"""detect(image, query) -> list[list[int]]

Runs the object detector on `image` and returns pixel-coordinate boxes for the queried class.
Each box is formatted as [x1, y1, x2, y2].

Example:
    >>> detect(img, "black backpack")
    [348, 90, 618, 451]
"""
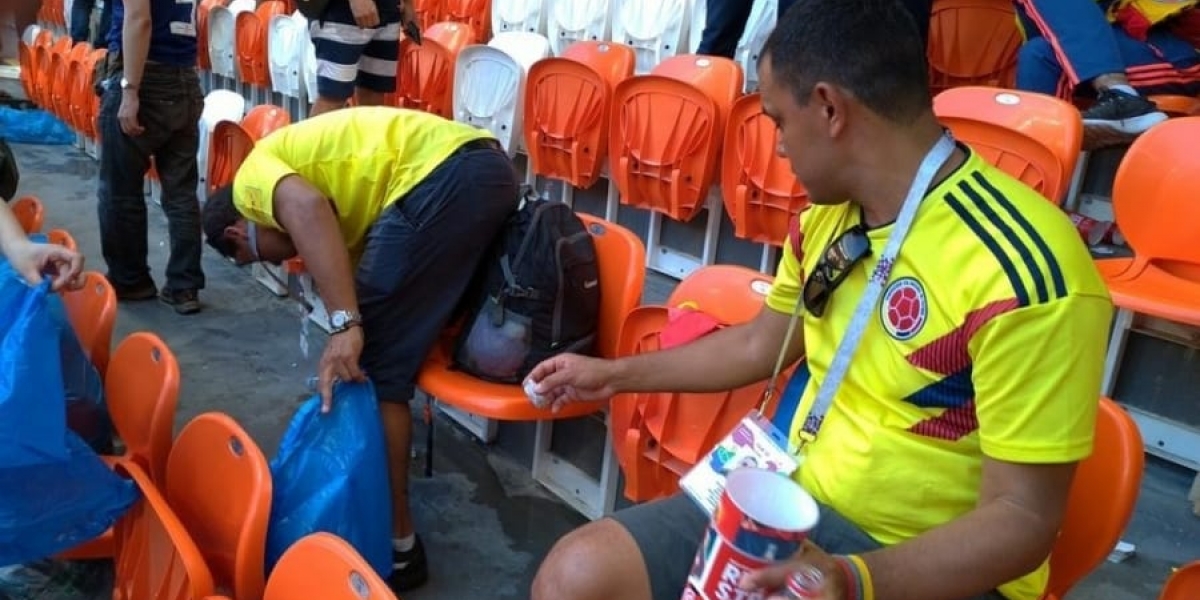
[453, 190, 602, 384]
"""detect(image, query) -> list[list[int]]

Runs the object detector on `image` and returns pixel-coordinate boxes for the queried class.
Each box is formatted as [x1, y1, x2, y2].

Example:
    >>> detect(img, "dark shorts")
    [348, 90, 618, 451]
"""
[355, 139, 519, 402]
[611, 492, 1008, 600]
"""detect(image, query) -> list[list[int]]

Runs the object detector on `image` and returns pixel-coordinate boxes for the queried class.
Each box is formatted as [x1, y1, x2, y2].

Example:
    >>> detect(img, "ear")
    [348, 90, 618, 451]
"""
[811, 82, 849, 138]
[223, 222, 248, 242]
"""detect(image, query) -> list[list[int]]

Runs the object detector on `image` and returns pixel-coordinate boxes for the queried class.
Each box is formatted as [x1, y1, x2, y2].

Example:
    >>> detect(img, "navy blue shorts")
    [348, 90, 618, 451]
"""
[355, 140, 520, 402]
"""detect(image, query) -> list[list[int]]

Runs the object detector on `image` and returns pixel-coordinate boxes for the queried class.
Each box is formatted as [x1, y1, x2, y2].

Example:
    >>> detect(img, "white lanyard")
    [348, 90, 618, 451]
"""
[796, 134, 957, 444]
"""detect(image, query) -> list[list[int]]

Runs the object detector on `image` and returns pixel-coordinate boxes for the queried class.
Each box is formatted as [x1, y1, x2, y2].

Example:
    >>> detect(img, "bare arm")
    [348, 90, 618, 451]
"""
[120, 0, 151, 87]
[610, 304, 805, 394]
[0, 200, 28, 255]
[860, 458, 1077, 600]
[271, 175, 358, 316]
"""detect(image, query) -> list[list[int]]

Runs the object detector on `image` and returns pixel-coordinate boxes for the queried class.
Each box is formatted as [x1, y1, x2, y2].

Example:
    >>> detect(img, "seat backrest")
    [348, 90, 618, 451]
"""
[113, 461, 216, 600]
[267, 13, 304, 97]
[264, 533, 397, 600]
[1045, 397, 1145, 598]
[492, 0, 546, 35]
[577, 213, 646, 357]
[610, 265, 782, 502]
[210, 5, 241, 78]
[235, 10, 262, 84]
[106, 332, 181, 484]
[207, 120, 256, 195]
[61, 271, 118, 375]
[69, 48, 105, 134]
[398, 21, 475, 117]
[547, 0, 611, 56]
[444, 0, 492, 42]
[521, 40, 634, 188]
[933, 87, 1082, 203]
[454, 44, 523, 154]
[197, 0, 229, 71]
[1111, 116, 1200, 265]
[241, 104, 291, 140]
[166, 413, 272, 600]
[608, 55, 742, 222]
[414, 0, 445, 29]
[12, 195, 45, 233]
[926, 0, 1022, 94]
[251, 1, 288, 85]
[610, 0, 688, 74]
[721, 92, 809, 246]
[1160, 561, 1200, 600]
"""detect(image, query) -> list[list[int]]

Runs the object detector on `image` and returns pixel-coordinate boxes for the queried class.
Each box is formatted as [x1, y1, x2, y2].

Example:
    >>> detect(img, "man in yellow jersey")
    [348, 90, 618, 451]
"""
[201, 106, 519, 592]
[525, 0, 1112, 599]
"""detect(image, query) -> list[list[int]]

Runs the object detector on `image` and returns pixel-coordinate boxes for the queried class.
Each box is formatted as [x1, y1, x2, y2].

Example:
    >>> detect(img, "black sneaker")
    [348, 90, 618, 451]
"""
[388, 535, 429, 592]
[1082, 89, 1168, 149]
[107, 277, 158, 301]
[159, 288, 202, 315]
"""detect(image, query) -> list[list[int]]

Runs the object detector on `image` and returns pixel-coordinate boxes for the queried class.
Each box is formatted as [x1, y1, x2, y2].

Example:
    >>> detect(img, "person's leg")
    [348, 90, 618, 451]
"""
[696, 0, 753, 59]
[1016, 37, 1068, 95]
[1013, 0, 1128, 91]
[97, 71, 166, 299]
[69, 0, 95, 43]
[354, 143, 520, 592]
[353, 20, 399, 106]
[97, 0, 112, 46]
[309, 18, 374, 116]
[145, 69, 205, 313]
[1122, 27, 1200, 96]
[533, 493, 709, 600]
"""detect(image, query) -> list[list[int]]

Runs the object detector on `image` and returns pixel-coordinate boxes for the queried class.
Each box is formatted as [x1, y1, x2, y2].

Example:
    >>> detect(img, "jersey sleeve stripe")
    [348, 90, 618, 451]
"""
[943, 190, 1031, 307]
[969, 171, 1068, 300]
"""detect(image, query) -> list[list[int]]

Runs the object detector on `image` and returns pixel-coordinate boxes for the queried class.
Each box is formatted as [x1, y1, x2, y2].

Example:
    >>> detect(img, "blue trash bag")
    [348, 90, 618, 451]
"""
[0, 268, 138, 565]
[266, 380, 393, 578]
[15, 235, 111, 454]
[0, 107, 76, 145]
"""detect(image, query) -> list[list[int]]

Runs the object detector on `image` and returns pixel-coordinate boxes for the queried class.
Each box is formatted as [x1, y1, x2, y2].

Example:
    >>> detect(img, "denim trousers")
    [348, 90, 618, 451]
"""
[97, 62, 205, 292]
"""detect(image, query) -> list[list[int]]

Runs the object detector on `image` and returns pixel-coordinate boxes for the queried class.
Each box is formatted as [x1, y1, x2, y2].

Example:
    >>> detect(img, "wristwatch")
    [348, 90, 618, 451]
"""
[329, 310, 363, 334]
[120, 77, 138, 91]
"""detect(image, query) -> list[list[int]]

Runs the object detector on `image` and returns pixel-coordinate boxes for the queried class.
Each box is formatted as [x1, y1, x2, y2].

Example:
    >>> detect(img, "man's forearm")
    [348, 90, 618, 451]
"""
[0, 201, 30, 255]
[859, 500, 1058, 600]
[121, 9, 151, 85]
[610, 311, 801, 395]
[273, 186, 359, 317]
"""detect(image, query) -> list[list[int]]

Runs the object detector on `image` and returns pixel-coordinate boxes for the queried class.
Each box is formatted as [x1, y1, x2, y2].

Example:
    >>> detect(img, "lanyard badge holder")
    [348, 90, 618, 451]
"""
[680, 134, 957, 516]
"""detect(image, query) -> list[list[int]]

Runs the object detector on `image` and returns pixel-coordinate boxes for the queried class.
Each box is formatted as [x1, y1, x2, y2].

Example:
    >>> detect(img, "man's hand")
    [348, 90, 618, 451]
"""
[318, 325, 367, 413]
[400, 0, 417, 28]
[118, 90, 144, 136]
[529, 353, 619, 411]
[6, 240, 85, 291]
[349, 0, 380, 29]
[740, 541, 850, 600]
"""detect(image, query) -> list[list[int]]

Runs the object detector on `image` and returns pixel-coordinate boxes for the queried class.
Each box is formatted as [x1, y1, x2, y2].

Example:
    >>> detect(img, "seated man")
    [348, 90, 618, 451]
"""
[201, 106, 519, 593]
[528, 1, 1111, 599]
[1015, 0, 1200, 148]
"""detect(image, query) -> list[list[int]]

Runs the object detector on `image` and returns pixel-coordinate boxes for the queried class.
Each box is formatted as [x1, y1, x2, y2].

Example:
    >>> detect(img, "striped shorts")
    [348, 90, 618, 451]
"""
[309, 18, 402, 101]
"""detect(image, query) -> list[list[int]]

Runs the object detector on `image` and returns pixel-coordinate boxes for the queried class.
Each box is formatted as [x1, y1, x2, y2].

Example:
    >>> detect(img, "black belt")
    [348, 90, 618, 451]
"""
[453, 137, 503, 156]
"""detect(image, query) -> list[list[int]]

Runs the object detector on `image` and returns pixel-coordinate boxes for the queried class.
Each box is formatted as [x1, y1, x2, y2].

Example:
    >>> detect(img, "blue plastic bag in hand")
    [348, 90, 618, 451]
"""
[0, 270, 68, 466]
[266, 381, 393, 578]
[0, 267, 138, 565]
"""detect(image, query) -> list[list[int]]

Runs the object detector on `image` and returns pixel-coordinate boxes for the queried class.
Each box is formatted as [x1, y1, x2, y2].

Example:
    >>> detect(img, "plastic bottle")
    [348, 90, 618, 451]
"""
[784, 564, 826, 599]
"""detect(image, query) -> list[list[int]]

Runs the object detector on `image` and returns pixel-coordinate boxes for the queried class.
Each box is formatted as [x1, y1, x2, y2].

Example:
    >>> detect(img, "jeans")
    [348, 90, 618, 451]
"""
[70, 0, 112, 45]
[97, 62, 205, 292]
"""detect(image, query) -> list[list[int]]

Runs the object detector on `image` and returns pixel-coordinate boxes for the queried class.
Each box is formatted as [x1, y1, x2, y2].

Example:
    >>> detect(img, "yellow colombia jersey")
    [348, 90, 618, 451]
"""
[232, 106, 493, 262]
[765, 148, 1113, 600]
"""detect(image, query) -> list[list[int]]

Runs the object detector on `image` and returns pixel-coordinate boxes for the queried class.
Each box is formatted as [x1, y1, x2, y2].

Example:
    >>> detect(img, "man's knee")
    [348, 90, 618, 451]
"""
[532, 519, 650, 600]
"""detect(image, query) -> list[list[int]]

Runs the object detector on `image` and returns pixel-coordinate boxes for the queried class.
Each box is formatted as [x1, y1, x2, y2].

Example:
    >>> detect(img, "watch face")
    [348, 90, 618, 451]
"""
[331, 312, 347, 328]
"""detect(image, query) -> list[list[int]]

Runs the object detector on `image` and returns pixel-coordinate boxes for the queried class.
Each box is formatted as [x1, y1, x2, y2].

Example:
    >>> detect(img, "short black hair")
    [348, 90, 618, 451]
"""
[203, 185, 241, 258]
[763, 0, 931, 125]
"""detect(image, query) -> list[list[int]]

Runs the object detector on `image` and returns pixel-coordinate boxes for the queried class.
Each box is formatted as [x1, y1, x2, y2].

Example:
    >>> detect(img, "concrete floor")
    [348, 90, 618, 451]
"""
[6, 104, 1199, 599]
